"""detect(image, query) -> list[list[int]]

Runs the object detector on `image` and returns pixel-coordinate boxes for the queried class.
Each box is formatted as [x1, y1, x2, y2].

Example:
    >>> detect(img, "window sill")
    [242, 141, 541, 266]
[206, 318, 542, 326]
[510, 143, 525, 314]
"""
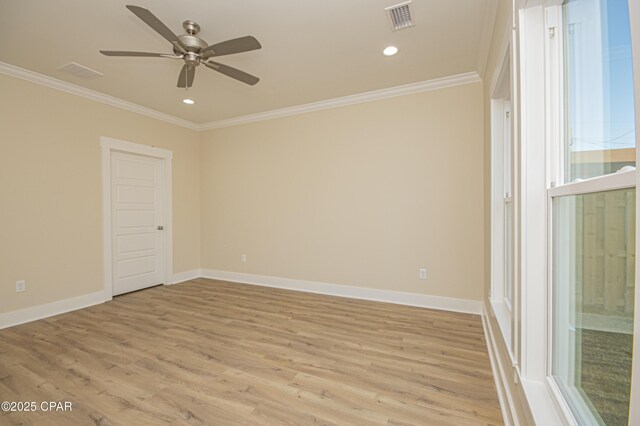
[490, 299, 513, 360]
[521, 378, 572, 426]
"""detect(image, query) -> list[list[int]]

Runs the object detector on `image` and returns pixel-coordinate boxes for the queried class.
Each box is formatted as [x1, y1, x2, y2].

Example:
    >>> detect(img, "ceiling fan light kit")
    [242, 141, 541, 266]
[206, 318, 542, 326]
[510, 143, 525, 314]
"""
[100, 5, 261, 90]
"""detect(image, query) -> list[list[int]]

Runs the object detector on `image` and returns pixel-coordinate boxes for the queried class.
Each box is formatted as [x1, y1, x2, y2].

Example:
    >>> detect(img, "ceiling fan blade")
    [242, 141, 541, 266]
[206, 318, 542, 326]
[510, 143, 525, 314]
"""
[177, 64, 196, 88]
[126, 5, 188, 53]
[100, 50, 178, 58]
[200, 36, 262, 59]
[204, 61, 259, 85]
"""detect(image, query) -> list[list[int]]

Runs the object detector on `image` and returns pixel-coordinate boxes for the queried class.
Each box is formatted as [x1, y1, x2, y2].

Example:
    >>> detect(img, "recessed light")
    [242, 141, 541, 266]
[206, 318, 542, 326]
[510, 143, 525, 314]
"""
[383, 46, 398, 56]
[182, 98, 195, 105]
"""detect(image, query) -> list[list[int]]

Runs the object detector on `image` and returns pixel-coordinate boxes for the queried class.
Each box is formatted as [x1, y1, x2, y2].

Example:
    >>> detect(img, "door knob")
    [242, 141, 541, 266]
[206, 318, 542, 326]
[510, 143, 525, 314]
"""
[157, 226, 164, 230]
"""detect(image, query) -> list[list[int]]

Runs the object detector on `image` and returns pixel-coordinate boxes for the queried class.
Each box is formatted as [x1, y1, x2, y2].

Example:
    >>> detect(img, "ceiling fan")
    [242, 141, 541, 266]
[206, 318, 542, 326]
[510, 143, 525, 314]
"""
[100, 5, 261, 87]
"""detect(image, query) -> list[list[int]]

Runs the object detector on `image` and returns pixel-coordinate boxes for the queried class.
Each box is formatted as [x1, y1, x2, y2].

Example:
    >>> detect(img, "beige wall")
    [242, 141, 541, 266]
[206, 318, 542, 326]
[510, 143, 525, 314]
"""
[0, 73, 201, 313]
[1, 71, 485, 314]
[200, 82, 485, 301]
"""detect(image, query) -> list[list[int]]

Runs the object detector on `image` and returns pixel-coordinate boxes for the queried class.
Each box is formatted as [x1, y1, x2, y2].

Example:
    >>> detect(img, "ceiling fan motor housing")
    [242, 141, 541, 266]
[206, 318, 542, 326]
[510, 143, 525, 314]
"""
[184, 52, 200, 67]
[174, 33, 208, 55]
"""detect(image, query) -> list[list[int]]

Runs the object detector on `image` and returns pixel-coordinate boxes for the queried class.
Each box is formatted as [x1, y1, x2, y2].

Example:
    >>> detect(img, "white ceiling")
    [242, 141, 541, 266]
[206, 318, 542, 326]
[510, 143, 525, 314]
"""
[0, 0, 496, 125]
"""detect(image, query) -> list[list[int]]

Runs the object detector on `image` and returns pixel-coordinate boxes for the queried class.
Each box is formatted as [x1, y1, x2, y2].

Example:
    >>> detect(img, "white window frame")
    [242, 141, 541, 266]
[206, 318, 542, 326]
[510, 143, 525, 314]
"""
[491, 40, 518, 361]
[515, 0, 640, 424]
[504, 102, 515, 311]
[517, 5, 569, 424]
[545, 1, 638, 424]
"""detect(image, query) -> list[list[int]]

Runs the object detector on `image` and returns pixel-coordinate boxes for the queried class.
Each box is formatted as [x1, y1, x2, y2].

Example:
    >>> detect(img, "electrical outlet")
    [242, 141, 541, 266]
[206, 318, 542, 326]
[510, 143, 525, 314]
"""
[419, 268, 427, 280]
[16, 280, 26, 293]
[241, 254, 247, 263]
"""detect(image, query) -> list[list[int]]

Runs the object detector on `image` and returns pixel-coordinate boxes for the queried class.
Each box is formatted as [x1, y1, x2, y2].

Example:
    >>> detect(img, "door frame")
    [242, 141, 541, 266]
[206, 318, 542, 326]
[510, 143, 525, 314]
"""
[100, 136, 173, 301]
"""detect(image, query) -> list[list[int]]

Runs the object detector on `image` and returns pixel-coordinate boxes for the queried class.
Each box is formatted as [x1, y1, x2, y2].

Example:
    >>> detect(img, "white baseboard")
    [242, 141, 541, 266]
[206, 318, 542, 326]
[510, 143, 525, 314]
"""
[482, 302, 537, 426]
[169, 269, 202, 285]
[1, 269, 482, 329]
[482, 306, 516, 426]
[200, 269, 482, 315]
[0, 290, 106, 330]
[0, 268, 202, 329]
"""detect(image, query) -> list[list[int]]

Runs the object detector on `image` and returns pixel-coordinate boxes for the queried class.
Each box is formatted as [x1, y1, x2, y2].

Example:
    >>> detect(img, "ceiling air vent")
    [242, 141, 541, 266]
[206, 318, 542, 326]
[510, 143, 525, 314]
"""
[58, 62, 103, 80]
[385, 1, 415, 31]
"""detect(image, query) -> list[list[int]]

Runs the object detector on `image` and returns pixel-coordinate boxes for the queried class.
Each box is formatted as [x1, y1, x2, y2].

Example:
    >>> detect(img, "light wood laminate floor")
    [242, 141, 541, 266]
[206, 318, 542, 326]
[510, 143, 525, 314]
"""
[0, 279, 503, 425]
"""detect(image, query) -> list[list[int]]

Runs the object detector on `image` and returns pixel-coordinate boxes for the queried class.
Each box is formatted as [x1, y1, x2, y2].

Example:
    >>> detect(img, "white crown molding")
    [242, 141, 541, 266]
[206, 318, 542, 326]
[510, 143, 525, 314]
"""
[1, 61, 481, 132]
[200, 269, 482, 314]
[0, 62, 199, 131]
[198, 72, 481, 130]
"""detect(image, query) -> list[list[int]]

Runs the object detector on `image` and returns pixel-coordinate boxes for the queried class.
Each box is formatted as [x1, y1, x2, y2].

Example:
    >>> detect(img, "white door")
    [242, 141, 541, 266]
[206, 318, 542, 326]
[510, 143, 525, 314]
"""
[111, 151, 165, 295]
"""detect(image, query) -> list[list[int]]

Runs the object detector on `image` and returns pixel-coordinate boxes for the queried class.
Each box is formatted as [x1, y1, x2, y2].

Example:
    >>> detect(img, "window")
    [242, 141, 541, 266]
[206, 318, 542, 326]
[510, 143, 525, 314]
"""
[562, 0, 636, 183]
[552, 187, 635, 425]
[491, 48, 516, 353]
[499, 0, 639, 423]
[549, 0, 636, 424]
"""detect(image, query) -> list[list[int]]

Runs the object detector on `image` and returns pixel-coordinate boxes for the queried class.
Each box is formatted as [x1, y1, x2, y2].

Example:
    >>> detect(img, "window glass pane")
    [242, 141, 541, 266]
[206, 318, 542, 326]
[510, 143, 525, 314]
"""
[563, 0, 636, 182]
[552, 188, 635, 425]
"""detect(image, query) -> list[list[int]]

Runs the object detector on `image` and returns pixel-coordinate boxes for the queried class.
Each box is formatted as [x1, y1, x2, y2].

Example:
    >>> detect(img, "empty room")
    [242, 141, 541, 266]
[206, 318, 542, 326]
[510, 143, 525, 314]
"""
[1, 0, 639, 425]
